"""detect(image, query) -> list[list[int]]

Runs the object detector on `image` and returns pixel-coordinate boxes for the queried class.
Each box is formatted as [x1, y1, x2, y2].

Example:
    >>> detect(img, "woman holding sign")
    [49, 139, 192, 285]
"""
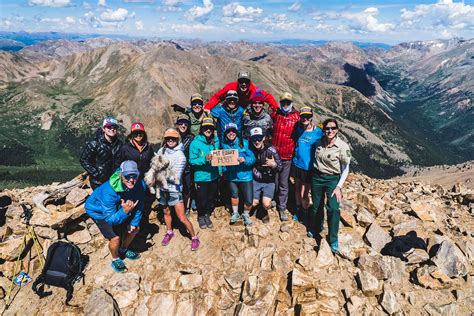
[189, 117, 220, 229]
[221, 123, 256, 226]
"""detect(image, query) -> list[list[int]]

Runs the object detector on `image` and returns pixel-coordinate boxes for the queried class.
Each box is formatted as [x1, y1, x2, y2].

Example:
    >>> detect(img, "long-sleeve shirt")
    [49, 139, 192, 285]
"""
[156, 143, 187, 193]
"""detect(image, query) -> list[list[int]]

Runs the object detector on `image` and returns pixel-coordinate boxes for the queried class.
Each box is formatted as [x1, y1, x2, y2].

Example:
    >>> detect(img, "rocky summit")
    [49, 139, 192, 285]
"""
[0, 172, 473, 315]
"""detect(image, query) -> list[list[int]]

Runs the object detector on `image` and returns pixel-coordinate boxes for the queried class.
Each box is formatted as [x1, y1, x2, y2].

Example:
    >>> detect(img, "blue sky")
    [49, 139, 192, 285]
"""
[1, 0, 473, 44]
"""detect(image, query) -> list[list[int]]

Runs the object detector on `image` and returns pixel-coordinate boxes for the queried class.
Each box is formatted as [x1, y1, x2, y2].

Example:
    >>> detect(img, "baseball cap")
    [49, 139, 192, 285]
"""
[102, 116, 118, 127]
[250, 127, 263, 138]
[226, 90, 239, 100]
[238, 70, 251, 81]
[201, 117, 215, 128]
[224, 123, 238, 133]
[131, 122, 145, 132]
[280, 92, 293, 102]
[176, 114, 190, 124]
[190, 93, 203, 104]
[164, 128, 180, 138]
[120, 160, 139, 177]
[300, 106, 313, 116]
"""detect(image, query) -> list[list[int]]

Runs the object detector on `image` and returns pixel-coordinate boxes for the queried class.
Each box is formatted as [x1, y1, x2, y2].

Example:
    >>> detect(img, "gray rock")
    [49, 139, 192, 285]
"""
[179, 273, 203, 290]
[338, 230, 366, 260]
[356, 207, 374, 227]
[380, 285, 400, 315]
[404, 248, 429, 264]
[67, 226, 91, 244]
[107, 272, 141, 308]
[356, 270, 382, 296]
[424, 302, 458, 315]
[392, 219, 418, 236]
[364, 223, 391, 252]
[357, 253, 392, 280]
[84, 288, 121, 316]
[65, 187, 89, 207]
[34, 226, 57, 239]
[225, 271, 245, 290]
[147, 293, 177, 315]
[432, 240, 469, 278]
[315, 239, 335, 268]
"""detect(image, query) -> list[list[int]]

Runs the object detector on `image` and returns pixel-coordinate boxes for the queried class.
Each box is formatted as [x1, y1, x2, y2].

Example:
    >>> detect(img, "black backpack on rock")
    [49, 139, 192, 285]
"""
[32, 241, 84, 304]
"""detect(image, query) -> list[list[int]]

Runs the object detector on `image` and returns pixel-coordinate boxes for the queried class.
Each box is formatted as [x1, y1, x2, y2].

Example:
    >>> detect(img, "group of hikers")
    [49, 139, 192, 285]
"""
[81, 70, 351, 273]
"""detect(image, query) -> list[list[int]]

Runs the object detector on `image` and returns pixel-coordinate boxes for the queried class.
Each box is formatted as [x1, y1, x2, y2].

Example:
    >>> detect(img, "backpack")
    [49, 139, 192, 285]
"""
[32, 241, 84, 304]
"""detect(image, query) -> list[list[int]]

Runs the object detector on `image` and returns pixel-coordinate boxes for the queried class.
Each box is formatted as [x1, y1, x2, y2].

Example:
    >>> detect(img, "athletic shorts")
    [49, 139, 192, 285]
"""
[292, 165, 313, 184]
[228, 181, 253, 206]
[253, 180, 276, 200]
[159, 191, 183, 207]
[92, 218, 129, 240]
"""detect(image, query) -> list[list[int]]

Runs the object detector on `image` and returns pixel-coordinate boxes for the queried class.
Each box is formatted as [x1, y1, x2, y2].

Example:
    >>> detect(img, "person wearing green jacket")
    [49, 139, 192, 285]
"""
[189, 117, 220, 229]
[171, 93, 209, 136]
[221, 123, 256, 226]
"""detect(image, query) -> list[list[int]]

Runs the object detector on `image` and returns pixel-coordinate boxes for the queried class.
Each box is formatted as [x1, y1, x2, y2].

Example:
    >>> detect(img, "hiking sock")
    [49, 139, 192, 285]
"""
[232, 205, 238, 214]
[119, 247, 127, 254]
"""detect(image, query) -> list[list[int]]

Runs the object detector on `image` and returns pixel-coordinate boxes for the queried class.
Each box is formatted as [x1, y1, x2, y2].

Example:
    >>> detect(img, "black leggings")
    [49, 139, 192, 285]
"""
[228, 181, 253, 207]
[195, 180, 219, 217]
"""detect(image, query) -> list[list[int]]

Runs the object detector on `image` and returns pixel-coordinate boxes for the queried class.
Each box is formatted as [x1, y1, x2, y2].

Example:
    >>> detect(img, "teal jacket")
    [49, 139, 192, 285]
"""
[222, 137, 256, 182]
[189, 134, 220, 182]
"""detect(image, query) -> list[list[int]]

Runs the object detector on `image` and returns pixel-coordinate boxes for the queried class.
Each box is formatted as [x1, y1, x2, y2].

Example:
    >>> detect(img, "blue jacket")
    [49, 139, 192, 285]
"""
[85, 170, 145, 227]
[292, 125, 324, 170]
[189, 134, 221, 182]
[210, 104, 244, 143]
[222, 137, 256, 182]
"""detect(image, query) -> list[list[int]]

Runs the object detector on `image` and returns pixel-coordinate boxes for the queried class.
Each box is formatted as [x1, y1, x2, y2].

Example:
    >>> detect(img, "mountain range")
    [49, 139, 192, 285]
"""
[0, 35, 472, 187]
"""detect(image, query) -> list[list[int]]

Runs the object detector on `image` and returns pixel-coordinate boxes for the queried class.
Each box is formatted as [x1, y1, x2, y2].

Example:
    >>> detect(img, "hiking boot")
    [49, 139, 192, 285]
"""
[161, 231, 174, 246]
[111, 259, 128, 273]
[279, 210, 288, 221]
[292, 214, 299, 222]
[120, 249, 140, 260]
[204, 214, 214, 229]
[198, 216, 207, 229]
[191, 236, 200, 251]
[242, 214, 253, 226]
[262, 215, 270, 224]
[230, 212, 241, 224]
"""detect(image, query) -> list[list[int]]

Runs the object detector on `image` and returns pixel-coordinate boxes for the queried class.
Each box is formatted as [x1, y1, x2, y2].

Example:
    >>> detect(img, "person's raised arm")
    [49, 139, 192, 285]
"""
[204, 83, 234, 111]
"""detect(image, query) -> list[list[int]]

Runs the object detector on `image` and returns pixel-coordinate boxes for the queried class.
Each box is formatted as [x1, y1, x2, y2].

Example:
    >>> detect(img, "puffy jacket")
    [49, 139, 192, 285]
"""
[251, 144, 283, 183]
[292, 124, 324, 171]
[80, 130, 122, 188]
[85, 170, 145, 227]
[156, 143, 187, 193]
[205, 82, 278, 111]
[271, 108, 300, 161]
[118, 140, 154, 179]
[242, 110, 273, 139]
[210, 104, 245, 143]
[221, 138, 256, 182]
[189, 134, 220, 182]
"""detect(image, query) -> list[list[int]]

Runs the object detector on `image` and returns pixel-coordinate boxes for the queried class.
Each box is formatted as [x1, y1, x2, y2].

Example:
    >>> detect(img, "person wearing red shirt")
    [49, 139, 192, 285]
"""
[271, 92, 300, 221]
[204, 70, 278, 111]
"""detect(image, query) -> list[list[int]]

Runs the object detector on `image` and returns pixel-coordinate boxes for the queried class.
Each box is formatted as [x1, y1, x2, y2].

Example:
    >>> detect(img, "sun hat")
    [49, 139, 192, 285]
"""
[164, 128, 180, 138]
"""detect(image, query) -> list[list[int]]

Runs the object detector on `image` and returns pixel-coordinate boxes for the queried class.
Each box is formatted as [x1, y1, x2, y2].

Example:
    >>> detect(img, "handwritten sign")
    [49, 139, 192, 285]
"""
[211, 149, 239, 167]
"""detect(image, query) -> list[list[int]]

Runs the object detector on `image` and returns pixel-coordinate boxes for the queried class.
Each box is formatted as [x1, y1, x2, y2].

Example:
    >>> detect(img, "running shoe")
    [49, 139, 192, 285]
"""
[111, 259, 128, 273]
[191, 236, 200, 251]
[198, 216, 207, 229]
[204, 214, 214, 229]
[161, 231, 174, 246]
[242, 214, 253, 226]
[230, 212, 241, 224]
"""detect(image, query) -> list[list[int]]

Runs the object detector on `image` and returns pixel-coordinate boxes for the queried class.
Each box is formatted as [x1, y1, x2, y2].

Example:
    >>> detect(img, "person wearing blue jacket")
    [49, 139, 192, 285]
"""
[189, 117, 221, 229]
[85, 160, 145, 273]
[222, 123, 256, 226]
[210, 90, 245, 143]
[292, 106, 324, 224]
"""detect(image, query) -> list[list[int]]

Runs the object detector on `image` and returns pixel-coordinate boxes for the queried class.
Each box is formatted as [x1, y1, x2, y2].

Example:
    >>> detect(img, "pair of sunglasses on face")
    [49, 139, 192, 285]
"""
[105, 126, 117, 130]
[124, 174, 138, 181]
[251, 136, 264, 142]
[324, 127, 338, 131]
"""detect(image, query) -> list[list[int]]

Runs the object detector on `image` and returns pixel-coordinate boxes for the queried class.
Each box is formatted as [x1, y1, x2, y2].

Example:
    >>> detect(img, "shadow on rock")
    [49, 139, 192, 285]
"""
[381, 231, 426, 261]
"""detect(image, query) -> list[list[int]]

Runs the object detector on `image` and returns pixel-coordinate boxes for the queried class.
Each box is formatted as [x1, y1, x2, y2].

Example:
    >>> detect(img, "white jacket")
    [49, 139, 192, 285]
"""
[157, 143, 187, 193]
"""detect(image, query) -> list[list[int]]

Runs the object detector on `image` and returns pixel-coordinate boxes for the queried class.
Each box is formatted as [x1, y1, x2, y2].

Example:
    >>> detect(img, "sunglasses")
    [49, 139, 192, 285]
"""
[252, 102, 263, 106]
[176, 121, 189, 126]
[251, 136, 264, 142]
[301, 116, 312, 120]
[324, 127, 338, 131]
[281, 101, 291, 105]
[202, 127, 214, 132]
[192, 102, 203, 107]
[133, 132, 144, 136]
[227, 99, 237, 103]
[238, 79, 250, 84]
[124, 174, 138, 181]
[104, 125, 117, 130]
[166, 137, 178, 142]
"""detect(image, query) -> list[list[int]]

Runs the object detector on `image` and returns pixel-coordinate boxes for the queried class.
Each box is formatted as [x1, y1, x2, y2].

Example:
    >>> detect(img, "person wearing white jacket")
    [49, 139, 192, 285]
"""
[157, 128, 200, 251]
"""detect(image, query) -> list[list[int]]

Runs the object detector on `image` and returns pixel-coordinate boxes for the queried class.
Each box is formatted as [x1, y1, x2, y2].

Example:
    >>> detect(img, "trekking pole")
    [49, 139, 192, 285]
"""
[5, 234, 27, 307]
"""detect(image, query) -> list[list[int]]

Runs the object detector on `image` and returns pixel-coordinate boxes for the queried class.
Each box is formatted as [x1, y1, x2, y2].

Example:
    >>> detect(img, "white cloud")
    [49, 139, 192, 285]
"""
[262, 14, 298, 31]
[185, 0, 214, 20]
[65, 16, 76, 23]
[170, 23, 216, 33]
[222, 2, 263, 24]
[162, 0, 180, 5]
[28, 0, 71, 7]
[157, 0, 182, 12]
[288, 1, 301, 12]
[100, 8, 132, 22]
[135, 20, 144, 30]
[0, 19, 13, 29]
[313, 7, 394, 33]
[400, 0, 474, 31]
[98, 0, 106, 6]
